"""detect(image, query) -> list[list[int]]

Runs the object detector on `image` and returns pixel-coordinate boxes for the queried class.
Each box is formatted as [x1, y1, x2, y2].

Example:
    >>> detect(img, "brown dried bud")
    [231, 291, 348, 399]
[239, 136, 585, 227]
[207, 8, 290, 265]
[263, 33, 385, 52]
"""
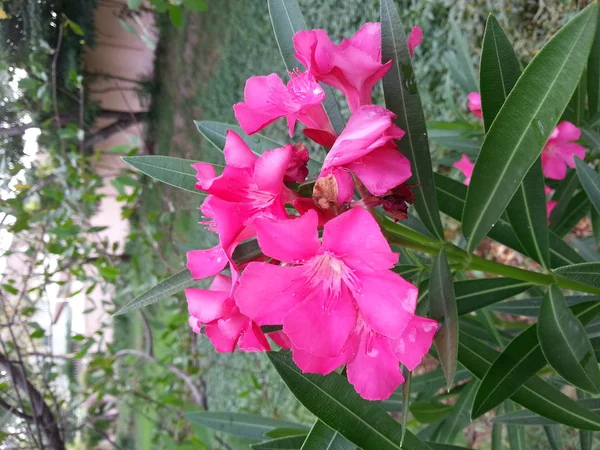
[363, 183, 416, 222]
[312, 174, 338, 210]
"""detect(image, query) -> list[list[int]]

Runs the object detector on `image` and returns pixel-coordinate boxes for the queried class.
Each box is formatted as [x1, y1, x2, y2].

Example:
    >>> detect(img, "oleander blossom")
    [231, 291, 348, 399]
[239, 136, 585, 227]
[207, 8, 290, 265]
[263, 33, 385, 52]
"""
[467, 92, 482, 119]
[316, 105, 412, 205]
[186, 130, 296, 282]
[233, 71, 335, 138]
[293, 22, 392, 112]
[541, 121, 586, 180]
[407, 25, 423, 57]
[186, 274, 270, 353]
[454, 153, 474, 185]
[236, 208, 437, 400]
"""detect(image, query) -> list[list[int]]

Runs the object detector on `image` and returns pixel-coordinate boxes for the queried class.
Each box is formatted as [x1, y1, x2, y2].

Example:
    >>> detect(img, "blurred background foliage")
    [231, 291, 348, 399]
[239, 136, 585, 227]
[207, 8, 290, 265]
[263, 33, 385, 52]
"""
[0, 0, 594, 449]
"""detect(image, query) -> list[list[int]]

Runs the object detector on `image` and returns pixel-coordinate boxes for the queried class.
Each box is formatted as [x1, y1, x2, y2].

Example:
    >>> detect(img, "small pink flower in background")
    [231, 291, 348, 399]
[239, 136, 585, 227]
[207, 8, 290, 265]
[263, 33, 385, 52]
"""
[316, 105, 411, 205]
[294, 22, 392, 112]
[545, 186, 556, 223]
[541, 121, 586, 180]
[407, 26, 422, 57]
[467, 92, 482, 119]
[187, 131, 296, 282]
[186, 275, 270, 353]
[236, 208, 436, 400]
[284, 143, 310, 183]
[453, 154, 475, 185]
[233, 71, 334, 138]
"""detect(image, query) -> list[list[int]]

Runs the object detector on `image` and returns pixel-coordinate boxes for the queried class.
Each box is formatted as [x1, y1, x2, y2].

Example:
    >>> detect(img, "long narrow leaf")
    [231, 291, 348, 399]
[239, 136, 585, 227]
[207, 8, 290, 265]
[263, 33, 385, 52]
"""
[381, 0, 444, 240]
[123, 156, 208, 195]
[505, 401, 527, 450]
[462, 4, 598, 251]
[551, 191, 590, 237]
[555, 263, 600, 290]
[575, 157, 600, 215]
[252, 435, 307, 449]
[435, 380, 479, 444]
[588, 6, 600, 117]
[300, 420, 354, 450]
[454, 278, 533, 315]
[493, 398, 600, 426]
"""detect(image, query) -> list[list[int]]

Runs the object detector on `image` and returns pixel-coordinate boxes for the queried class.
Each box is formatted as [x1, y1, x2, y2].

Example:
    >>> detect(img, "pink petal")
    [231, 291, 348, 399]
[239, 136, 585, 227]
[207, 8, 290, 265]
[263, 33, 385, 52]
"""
[555, 143, 586, 168]
[189, 316, 201, 333]
[254, 210, 320, 263]
[347, 332, 405, 401]
[223, 130, 258, 168]
[269, 331, 292, 349]
[352, 270, 417, 338]
[192, 162, 218, 191]
[233, 102, 280, 136]
[303, 128, 338, 148]
[407, 26, 423, 57]
[322, 207, 398, 271]
[332, 168, 355, 204]
[205, 323, 238, 353]
[236, 263, 305, 325]
[292, 332, 359, 375]
[345, 22, 382, 61]
[391, 315, 437, 370]
[254, 145, 293, 194]
[453, 154, 474, 186]
[292, 198, 336, 226]
[546, 201, 558, 222]
[541, 152, 568, 180]
[210, 274, 232, 292]
[237, 323, 271, 352]
[186, 245, 228, 280]
[554, 121, 581, 143]
[467, 92, 482, 119]
[283, 285, 358, 357]
[345, 145, 412, 196]
[185, 288, 229, 323]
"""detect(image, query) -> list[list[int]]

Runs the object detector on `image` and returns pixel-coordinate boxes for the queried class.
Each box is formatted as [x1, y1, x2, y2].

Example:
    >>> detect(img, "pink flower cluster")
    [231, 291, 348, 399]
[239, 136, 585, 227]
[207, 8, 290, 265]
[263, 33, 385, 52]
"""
[185, 23, 437, 400]
[461, 92, 586, 220]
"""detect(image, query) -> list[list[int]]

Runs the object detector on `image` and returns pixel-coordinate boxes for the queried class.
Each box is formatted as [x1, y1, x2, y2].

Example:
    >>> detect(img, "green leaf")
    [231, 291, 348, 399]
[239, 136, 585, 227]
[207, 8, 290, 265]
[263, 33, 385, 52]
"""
[543, 425, 564, 450]
[551, 191, 590, 237]
[114, 269, 195, 315]
[410, 366, 471, 394]
[381, 0, 444, 240]
[410, 401, 453, 424]
[549, 170, 580, 228]
[491, 295, 596, 317]
[252, 435, 307, 449]
[400, 369, 410, 446]
[578, 391, 593, 450]
[127, 0, 142, 9]
[593, 208, 600, 246]
[123, 156, 210, 195]
[195, 121, 283, 155]
[435, 380, 479, 444]
[183, 0, 208, 12]
[588, 6, 600, 117]
[300, 421, 354, 450]
[462, 4, 598, 252]
[267, 351, 432, 450]
[267, 0, 344, 134]
[575, 157, 600, 215]
[67, 21, 85, 36]
[493, 398, 600, 426]
[480, 14, 521, 131]
[433, 173, 585, 268]
[429, 248, 458, 388]
[472, 301, 600, 417]
[538, 286, 600, 393]
[459, 332, 600, 430]
[184, 411, 307, 441]
[265, 428, 308, 439]
[444, 23, 479, 94]
[454, 277, 534, 315]
[555, 263, 600, 289]
[168, 5, 183, 27]
[504, 401, 527, 450]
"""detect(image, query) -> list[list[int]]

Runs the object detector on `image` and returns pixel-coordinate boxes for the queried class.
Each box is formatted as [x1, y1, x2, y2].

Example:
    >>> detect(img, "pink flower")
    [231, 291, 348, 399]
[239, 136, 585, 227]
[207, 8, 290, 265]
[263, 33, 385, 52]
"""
[467, 92, 482, 119]
[453, 154, 474, 185]
[541, 121, 586, 180]
[407, 26, 423, 57]
[293, 23, 392, 112]
[284, 143, 310, 183]
[236, 207, 435, 400]
[186, 275, 270, 353]
[317, 105, 411, 204]
[233, 71, 334, 138]
[187, 131, 295, 281]
[546, 201, 557, 223]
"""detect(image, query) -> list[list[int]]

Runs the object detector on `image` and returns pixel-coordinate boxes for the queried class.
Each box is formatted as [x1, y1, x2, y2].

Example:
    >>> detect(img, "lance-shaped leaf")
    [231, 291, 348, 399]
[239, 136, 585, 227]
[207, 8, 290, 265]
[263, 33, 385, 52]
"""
[410, 401, 453, 424]
[267, 351, 432, 450]
[578, 390, 593, 450]
[555, 263, 600, 290]
[491, 295, 596, 317]
[549, 170, 579, 226]
[588, 6, 600, 117]
[493, 398, 600, 426]
[300, 420, 355, 450]
[575, 157, 600, 215]
[504, 401, 527, 450]
[252, 435, 307, 449]
[196, 120, 283, 155]
[435, 380, 479, 444]
[462, 4, 598, 252]
[444, 24, 479, 94]
[433, 173, 585, 268]
[184, 411, 307, 441]
[538, 286, 600, 393]
[472, 301, 600, 417]
[267, 0, 344, 134]
[459, 332, 600, 430]
[123, 156, 210, 195]
[551, 191, 591, 237]
[429, 248, 458, 389]
[454, 277, 534, 315]
[543, 425, 563, 450]
[381, 0, 444, 240]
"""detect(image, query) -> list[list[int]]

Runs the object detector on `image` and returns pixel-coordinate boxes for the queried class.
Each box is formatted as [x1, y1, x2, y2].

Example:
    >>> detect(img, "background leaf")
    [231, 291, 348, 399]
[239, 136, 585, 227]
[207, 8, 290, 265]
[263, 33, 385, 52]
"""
[493, 398, 600, 426]
[575, 157, 600, 215]
[588, 6, 600, 117]
[429, 248, 458, 388]
[454, 277, 534, 315]
[555, 263, 600, 289]
[462, 4, 598, 251]
[381, 0, 445, 240]
[252, 435, 307, 449]
[435, 380, 479, 444]
[300, 420, 355, 450]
